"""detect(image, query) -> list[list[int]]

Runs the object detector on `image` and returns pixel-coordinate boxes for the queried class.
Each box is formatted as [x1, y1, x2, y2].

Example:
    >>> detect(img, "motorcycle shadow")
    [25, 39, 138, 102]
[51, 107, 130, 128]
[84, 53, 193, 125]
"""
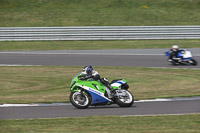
[169, 62, 197, 66]
[87, 105, 136, 109]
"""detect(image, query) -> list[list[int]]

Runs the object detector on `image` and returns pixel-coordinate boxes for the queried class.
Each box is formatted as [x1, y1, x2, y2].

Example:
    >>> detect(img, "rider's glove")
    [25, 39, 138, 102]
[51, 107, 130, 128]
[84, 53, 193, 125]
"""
[103, 78, 108, 82]
[79, 77, 86, 80]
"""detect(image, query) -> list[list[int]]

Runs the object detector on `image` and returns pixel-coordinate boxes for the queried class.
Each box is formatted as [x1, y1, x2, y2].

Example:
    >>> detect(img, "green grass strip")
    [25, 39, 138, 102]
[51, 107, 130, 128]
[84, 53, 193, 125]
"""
[1, 0, 200, 26]
[0, 66, 200, 104]
[0, 114, 200, 132]
[0, 40, 200, 51]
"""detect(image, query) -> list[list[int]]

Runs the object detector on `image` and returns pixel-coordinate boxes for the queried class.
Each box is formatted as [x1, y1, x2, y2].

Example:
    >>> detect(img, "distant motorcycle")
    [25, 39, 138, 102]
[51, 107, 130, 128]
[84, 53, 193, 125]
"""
[165, 49, 198, 65]
[69, 73, 134, 109]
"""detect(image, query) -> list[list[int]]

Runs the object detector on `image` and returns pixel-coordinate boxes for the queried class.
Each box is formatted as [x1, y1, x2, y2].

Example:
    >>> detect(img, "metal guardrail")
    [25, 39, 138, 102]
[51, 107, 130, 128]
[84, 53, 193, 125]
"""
[0, 26, 200, 41]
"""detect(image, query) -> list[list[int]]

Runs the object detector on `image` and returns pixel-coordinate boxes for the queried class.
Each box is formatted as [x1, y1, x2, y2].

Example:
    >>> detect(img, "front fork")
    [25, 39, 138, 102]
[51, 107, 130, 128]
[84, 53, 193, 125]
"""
[77, 87, 84, 97]
[77, 88, 92, 104]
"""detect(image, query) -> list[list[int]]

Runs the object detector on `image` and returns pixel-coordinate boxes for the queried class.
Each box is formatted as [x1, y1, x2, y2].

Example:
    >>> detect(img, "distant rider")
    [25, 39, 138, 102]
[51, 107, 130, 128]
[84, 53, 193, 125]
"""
[79, 65, 115, 95]
[168, 45, 184, 61]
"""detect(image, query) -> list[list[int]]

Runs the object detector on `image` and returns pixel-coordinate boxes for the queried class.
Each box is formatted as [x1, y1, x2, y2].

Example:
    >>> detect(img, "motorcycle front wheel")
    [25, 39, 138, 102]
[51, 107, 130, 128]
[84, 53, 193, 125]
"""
[171, 60, 179, 65]
[115, 90, 134, 107]
[70, 91, 90, 109]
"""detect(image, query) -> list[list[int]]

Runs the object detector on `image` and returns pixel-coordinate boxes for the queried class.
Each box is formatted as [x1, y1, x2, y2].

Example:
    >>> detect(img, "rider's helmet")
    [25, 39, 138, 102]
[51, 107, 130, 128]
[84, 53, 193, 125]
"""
[172, 45, 179, 51]
[83, 65, 93, 74]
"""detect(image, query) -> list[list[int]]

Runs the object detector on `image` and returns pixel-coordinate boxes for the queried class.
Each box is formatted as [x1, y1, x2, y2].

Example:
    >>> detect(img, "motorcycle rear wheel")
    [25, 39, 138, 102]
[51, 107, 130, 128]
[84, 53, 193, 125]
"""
[190, 59, 198, 66]
[70, 91, 90, 109]
[115, 90, 134, 107]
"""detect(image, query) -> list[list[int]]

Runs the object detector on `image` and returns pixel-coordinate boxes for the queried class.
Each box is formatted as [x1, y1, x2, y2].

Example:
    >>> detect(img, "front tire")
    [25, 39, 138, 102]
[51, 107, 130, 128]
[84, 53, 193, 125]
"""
[115, 90, 134, 107]
[171, 60, 179, 66]
[70, 91, 90, 109]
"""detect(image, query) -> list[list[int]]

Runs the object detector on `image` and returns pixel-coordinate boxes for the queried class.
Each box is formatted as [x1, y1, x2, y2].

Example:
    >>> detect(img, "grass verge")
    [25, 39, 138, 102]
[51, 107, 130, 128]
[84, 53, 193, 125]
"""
[0, 66, 200, 104]
[0, 40, 200, 51]
[0, 114, 200, 132]
[1, 0, 200, 26]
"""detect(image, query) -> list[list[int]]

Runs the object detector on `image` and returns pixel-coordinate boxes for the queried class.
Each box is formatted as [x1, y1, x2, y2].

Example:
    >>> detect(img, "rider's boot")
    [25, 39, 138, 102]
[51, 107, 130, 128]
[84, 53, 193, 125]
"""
[110, 88, 115, 95]
[108, 85, 115, 95]
[106, 84, 115, 98]
[168, 58, 172, 62]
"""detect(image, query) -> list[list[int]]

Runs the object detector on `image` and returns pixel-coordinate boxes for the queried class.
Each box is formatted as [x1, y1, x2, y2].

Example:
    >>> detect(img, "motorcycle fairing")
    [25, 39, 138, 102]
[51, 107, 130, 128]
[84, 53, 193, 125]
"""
[77, 85, 111, 105]
[111, 79, 127, 89]
[177, 50, 192, 60]
[165, 51, 170, 56]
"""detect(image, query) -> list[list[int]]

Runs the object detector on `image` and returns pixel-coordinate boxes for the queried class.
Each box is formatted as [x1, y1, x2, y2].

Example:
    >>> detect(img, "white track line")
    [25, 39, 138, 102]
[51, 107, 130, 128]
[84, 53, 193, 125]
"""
[0, 51, 165, 56]
[120, 113, 200, 117]
[148, 67, 200, 70]
[0, 103, 71, 107]
[0, 64, 42, 66]
[1, 51, 200, 56]
[1, 96, 200, 108]
[135, 96, 200, 102]
[0, 65, 199, 70]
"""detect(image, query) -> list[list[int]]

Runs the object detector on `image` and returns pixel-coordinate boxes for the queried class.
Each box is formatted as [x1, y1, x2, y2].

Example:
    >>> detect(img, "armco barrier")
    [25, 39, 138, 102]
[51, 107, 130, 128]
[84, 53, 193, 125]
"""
[0, 26, 200, 41]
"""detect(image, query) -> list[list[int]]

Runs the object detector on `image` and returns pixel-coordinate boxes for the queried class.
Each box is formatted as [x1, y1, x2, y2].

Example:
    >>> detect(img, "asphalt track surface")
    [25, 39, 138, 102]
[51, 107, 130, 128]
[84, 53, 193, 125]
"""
[0, 48, 199, 119]
[0, 48, 200, 68]
[1, 99, 200, 120]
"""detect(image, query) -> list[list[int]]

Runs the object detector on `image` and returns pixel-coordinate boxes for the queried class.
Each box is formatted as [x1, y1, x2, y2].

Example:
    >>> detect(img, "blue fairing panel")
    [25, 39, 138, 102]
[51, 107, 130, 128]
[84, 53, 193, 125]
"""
[116, 81, 124, 85]
[87, 90, 110, 105]
[182, 57, 192, 60]
[165, 51, 169, 56]
[177, 52, 182, 58]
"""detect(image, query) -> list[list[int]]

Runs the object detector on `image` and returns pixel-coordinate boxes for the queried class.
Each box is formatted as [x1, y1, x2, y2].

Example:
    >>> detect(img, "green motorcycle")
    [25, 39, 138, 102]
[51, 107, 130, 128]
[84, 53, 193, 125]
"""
[70, 73, 134, 109]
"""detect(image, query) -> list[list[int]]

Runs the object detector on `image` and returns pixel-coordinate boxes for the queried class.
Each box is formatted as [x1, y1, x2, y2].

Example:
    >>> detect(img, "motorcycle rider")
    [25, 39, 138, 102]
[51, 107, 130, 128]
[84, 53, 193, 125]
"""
[168, 45, 184, 61]
[79, 65, 115, 95]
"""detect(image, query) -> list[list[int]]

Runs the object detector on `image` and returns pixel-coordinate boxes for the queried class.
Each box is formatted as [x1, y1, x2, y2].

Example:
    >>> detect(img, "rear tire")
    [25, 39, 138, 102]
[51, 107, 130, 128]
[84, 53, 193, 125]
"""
[115, 90, 134, 107]
[70, 91, 90, 109]
[121, 83, 129, 90]
[190, 59, 198, 66]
